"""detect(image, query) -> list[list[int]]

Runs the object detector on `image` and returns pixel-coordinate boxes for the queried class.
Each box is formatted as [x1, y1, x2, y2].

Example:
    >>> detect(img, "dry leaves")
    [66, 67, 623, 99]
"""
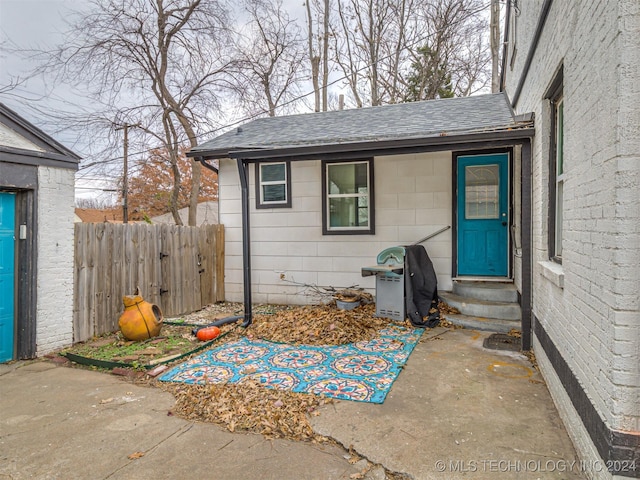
[508, 328, 522, 338]
[247, 303, 391, 346]
[167, 381, 331, 442]
[160, 300, 461, 444]
[438, 300, 460, 316]
[523, 348, 539, 372]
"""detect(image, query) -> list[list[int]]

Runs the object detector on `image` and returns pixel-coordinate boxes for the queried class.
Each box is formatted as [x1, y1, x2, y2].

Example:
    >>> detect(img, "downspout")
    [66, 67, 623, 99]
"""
[237, 158, 253, 327]
[520, 139, 533, 350]
[196, 157, 245, 330]
[197, 156, 218, 174]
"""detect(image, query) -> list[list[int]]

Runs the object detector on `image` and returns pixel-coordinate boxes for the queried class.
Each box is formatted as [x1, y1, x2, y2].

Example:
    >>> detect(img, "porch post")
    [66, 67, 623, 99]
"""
[237, 158, 253, 326]
[521, 140, 533, 350]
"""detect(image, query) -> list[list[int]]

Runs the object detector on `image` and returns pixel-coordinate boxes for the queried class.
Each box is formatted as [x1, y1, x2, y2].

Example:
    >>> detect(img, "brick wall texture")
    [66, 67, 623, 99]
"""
[36, 166, 76, 355]
[504, 0, 639, 439]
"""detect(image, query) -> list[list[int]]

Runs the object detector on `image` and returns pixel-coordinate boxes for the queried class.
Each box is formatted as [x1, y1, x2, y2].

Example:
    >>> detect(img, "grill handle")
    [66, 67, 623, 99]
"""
[411, 225, 451, 245]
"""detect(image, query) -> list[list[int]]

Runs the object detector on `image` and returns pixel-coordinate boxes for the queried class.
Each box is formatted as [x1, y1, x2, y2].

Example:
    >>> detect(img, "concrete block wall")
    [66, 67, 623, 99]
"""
[218, 151, 453, 305]
[36, 166, 76, 355]
[504, 0, 640, 471]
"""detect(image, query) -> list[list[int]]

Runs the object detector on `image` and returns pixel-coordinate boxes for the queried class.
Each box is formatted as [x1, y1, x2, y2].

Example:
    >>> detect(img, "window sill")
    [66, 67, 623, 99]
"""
[538, 261, 564, 289]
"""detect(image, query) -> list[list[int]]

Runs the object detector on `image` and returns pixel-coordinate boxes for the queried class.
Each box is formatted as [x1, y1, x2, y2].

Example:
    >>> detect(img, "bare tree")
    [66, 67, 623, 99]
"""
[332, 0, 490, 106]
[27, 0, 236, 225]
[234, 0, 307, 117]
[403, 0, 490, 101]
[332, 0, 417, 107]
[305, 0, 332, 112]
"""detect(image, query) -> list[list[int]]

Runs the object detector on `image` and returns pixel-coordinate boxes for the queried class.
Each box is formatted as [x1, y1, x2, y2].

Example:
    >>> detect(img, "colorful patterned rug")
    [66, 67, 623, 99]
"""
[159, 324, 423, 403]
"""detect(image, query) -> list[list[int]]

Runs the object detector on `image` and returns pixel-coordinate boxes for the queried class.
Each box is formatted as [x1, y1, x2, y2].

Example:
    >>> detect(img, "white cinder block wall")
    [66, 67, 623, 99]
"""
[505, 0, 640, 476]
[219, 151, 453, 305]
[36, 166, 76, 354]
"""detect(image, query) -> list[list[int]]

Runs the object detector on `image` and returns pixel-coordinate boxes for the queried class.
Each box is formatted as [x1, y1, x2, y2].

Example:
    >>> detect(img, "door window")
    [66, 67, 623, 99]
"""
[465, 164, 500, 219]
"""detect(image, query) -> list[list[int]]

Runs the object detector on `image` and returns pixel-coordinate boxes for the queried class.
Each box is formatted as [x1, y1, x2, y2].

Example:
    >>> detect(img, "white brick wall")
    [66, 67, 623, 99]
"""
[219, 152, 453, 305]
[36, 166, 75, 355]
[504, 0, 640, 465]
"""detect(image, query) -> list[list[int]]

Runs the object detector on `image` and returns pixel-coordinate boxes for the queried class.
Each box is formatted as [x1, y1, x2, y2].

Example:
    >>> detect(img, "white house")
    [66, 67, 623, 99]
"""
[189, 2, 638, 475]
[189, 93, 534, 335]
[0, 103, 80, 361]
[501, 0, 639, 478]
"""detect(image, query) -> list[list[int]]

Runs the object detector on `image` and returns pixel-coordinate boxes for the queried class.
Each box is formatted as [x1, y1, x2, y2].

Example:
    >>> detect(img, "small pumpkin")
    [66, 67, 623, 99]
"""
[196, 326, 221, 342]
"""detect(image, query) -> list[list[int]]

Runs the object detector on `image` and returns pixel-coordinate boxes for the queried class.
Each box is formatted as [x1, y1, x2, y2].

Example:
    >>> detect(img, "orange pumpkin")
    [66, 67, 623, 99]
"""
[196, 326, 221, 341]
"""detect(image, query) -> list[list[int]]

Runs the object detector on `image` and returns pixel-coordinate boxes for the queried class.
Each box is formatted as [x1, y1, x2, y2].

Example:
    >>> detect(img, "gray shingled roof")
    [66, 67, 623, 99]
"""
[190, 92, 528, 159]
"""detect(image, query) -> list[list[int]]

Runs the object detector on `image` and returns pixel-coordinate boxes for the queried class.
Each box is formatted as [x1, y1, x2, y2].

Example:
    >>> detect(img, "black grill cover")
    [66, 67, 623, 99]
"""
[404, 245, 440, 328]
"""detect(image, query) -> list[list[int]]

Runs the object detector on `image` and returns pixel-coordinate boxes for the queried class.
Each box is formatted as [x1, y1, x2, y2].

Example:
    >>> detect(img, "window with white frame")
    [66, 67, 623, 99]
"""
[547, 67, 563, 262]
[255, 161, 291, 208]
[322, 159, 374, 235]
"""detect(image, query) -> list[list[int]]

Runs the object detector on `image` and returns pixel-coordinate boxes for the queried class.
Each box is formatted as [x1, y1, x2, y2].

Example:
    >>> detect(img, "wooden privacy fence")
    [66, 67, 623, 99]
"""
[73, 223, 224, 343]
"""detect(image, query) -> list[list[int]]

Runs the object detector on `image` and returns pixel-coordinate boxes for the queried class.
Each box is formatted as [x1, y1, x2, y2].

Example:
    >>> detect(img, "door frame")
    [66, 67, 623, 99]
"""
[0, 160, 38, 359]
[452, 148, 513, 279]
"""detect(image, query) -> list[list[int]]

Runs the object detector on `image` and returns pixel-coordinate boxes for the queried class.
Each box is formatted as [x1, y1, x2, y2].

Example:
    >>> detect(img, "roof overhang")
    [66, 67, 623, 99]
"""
[188, 126, 535, 162]
[0, 102, 81, 170]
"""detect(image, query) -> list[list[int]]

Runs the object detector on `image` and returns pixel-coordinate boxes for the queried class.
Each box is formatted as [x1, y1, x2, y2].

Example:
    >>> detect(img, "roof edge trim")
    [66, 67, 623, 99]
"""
[190, 127, 535, 161]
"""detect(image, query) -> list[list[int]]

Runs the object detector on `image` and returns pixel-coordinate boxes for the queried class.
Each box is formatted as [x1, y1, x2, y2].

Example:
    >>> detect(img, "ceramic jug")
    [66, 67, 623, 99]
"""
[118, 287, 163, 341]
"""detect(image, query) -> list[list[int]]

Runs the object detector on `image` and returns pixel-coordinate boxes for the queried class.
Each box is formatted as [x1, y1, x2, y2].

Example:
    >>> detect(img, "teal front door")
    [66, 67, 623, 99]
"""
[0, 192, 16, 362]
[457, 153, 509, 277]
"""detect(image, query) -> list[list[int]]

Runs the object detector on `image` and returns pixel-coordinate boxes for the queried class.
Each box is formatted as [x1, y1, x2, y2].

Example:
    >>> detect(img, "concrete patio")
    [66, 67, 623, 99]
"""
[0, 328, 586, 479]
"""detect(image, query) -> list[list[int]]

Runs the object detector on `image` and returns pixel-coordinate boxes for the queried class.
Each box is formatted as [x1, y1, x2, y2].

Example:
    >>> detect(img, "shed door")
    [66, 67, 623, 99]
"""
[457, 153, 509, 277]
[0, 192, 16, 362]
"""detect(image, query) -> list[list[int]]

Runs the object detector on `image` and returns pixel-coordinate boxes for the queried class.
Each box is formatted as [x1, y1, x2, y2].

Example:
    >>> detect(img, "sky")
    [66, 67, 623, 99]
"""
[0, 0, 114, 202]
[1, 1, 495, 204]
[0, 0, 85, 124]
[0, 0, 311, 204]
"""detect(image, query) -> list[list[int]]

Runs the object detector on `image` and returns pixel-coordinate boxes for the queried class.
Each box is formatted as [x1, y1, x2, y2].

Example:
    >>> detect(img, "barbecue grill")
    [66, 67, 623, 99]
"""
[362, 231, 445, 326]
[361, 246, 406, 321]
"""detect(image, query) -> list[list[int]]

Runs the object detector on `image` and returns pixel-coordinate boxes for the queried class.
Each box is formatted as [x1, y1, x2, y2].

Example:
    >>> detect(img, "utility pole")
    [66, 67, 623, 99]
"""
[490, 0, 500, 93]
[115, 123, 130, 223]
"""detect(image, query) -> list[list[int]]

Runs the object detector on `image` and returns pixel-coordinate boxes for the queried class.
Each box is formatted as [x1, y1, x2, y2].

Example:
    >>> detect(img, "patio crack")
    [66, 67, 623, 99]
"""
[102, 423, 194, 479]
[322, 434, 414, 480]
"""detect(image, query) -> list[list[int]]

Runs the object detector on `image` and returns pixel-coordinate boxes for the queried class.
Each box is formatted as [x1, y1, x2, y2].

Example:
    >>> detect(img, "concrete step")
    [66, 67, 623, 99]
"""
[444, 313, 520, 333]
[439, 291, 522, 321]
[452, 281, 518, 303]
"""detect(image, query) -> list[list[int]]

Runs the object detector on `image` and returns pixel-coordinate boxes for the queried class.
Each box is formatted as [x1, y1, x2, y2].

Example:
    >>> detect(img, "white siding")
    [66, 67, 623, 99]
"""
[36, 166, 76, 354]
[219, 152, 453, 305]
[504, 0, 640, 471]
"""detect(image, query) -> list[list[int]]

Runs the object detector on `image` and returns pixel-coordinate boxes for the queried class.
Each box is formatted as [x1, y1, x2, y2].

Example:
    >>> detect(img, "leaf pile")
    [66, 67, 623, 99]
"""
[166, 302, 292, 326]
[157, 300, 462, 444]
[247, 303, 392, 346]
[168, 381, 331, 442]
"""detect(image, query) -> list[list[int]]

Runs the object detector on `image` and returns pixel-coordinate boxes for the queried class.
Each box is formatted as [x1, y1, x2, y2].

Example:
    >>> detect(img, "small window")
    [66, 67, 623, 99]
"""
[546, 67, 563, 262]
[255, 161, 291, 208]
[322, 159, 375, 235]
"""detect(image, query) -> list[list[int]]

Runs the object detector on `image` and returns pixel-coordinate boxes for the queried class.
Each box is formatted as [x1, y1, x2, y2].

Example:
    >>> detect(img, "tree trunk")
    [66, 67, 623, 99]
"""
[306, 0, 321, 112]
[490, 0, 500, 93]
[321, 0, 330, 111]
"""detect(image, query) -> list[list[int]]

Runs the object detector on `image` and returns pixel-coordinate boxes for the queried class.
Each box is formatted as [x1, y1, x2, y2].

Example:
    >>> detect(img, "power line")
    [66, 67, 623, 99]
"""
[9, 2, 492, 173]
